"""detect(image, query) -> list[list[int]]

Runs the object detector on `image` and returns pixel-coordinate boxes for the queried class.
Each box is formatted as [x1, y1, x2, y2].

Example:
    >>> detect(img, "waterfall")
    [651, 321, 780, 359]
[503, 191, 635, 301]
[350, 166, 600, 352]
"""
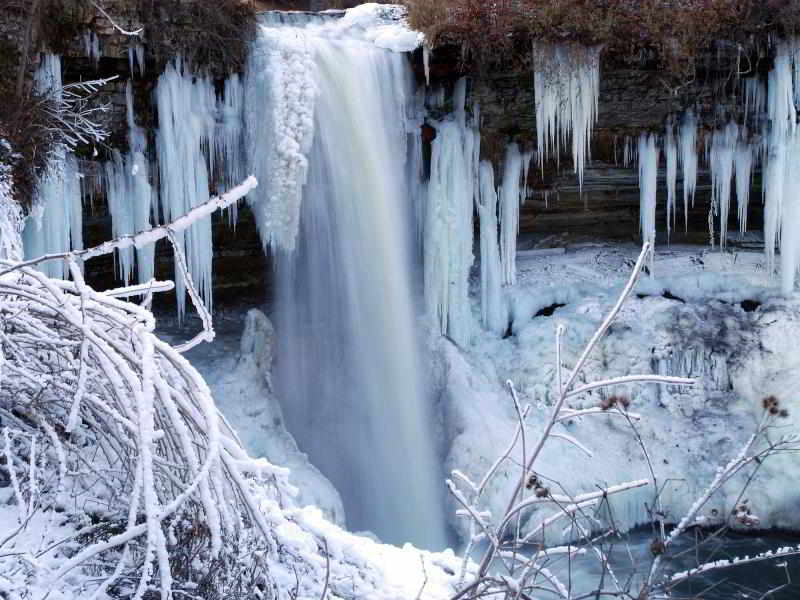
[249, 9, 446, 548]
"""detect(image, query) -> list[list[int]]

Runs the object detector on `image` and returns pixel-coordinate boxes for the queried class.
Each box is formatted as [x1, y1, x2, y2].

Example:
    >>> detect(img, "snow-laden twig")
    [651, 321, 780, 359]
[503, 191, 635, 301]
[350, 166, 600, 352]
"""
[90, 0, 143, 36]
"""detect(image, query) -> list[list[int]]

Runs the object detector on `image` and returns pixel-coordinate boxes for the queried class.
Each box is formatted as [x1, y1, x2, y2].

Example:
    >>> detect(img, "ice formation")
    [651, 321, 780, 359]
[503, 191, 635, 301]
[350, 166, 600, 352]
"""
[638, 133, 658, 263]
[735, 139, 753, 234]
[709, 122, 739, 248]
[679, 111, 698, 232]
[244, 21, 315, 252]
[82, 30, 101, 66]
[425, 79, 479, 347]
[477, 161, 506, 336]
[104, 81, 153, 285]
[128, 43, 145, 77]
[533, 43, 600, 187]
[22, 54, 83, 279]
[155, 60, 219, 316]
[762, 40, 800, 291]
[499, 143, 531, 286]
[268, 10, 447, 548]
[665, 123, 677, 237]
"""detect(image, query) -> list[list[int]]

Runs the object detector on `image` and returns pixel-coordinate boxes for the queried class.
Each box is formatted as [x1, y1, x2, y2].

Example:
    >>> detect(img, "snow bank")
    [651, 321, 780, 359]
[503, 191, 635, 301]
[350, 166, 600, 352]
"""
[440, 244, 800, 540]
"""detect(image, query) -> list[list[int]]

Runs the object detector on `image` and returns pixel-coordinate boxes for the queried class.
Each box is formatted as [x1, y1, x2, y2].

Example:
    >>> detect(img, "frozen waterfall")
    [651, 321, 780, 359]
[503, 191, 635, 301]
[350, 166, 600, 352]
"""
[252, 11, 447, 548]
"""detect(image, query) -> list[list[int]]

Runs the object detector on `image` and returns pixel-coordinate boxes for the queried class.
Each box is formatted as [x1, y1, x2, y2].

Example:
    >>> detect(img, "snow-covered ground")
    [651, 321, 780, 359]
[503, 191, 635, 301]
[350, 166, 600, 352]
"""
[438, 241, 800, 540]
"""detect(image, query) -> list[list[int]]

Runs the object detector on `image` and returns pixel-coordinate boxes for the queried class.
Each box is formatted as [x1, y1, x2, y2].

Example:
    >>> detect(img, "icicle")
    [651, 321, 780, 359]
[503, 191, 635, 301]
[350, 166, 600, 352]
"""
[216, 75, 245, 224]
[155, 59, 218, 318]
[743, 77, 766, 126]
[425, 118, 478, 346]
[499, 143, 523, 286]
[83, 31, 100, 66]
[244, 26, 316, 253]
[23, 55, 83, 279]
[128, 44, 145, 77]
[709, 122, 738, 249]
[735, 140, 753, 233]
[665, 123, 677, 238]
[533, 43, 600, 187]
[638, 133, 658, 268]
[679, 111, 698, 231]
[477, 161, 505, 335]
[423, 45, 431, 87]
[763, 41, 798, 280]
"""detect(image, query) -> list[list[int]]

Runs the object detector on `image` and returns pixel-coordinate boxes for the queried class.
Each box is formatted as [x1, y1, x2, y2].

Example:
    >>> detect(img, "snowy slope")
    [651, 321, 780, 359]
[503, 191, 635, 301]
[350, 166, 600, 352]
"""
[439, 243, 800, 539]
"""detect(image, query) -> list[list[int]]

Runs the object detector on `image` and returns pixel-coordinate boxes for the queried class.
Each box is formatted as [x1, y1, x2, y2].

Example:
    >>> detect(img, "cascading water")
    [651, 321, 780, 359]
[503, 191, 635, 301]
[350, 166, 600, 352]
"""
[247, 9, 446, 548]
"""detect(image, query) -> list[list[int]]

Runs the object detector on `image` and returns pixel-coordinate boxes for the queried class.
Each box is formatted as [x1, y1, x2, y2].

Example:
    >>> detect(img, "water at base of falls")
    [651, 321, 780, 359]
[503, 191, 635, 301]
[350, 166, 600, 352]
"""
[264, 16, 447, 549]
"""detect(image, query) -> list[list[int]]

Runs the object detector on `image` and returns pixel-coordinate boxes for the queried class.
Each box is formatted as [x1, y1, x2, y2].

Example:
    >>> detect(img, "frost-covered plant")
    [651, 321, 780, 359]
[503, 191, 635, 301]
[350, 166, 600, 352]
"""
[447, 242, 800, 600]
[0, 177, 295, 599]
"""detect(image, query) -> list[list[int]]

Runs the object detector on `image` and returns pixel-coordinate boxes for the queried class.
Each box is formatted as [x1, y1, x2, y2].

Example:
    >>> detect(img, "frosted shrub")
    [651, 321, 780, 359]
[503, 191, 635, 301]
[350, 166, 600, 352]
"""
[0, 177, 292, 599]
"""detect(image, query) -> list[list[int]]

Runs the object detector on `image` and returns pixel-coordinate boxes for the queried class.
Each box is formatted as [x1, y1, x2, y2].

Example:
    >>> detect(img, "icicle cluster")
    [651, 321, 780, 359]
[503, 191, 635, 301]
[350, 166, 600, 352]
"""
[22, 54, 84, 279]
[533, 43, 600, 188]
[105, 82, 153, 286]
[425, 78, 479, 346]
[155, 60, 245, 317]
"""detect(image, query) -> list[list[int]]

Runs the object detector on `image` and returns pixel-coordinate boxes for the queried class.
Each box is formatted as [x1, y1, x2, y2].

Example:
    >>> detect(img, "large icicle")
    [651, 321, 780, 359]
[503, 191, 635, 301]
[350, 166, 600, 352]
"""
[638, 133, 658, 265]
[763, 41, 798, 280]
[665, 123, 677, 238]
[679, 111, 698, 232]
[477, 160, 506, 335]
[709, 122, 738, 249]
[425, 116, 478, 347]
[499, 143, 524, 285]
[735, 139, 753, 234]
[780, 133, 800, 293]
[22, 54, 83, 279]
[533, 43, 600, 188]
[155, 59, 217, 317]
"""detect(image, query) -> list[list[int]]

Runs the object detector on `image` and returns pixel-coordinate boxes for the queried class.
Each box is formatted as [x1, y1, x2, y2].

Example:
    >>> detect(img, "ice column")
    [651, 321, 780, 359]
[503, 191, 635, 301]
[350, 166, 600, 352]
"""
[638, 133, 659, 265]
[709, 122, 738, 248]
[679, 111, 698, 232]
[477, 161, 506, 335]
[499, 143, 524, 285]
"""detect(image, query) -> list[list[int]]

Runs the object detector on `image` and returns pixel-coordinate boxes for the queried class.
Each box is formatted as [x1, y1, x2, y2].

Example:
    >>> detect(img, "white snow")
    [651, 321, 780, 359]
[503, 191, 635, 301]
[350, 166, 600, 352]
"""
[439, 243, 800, 541]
